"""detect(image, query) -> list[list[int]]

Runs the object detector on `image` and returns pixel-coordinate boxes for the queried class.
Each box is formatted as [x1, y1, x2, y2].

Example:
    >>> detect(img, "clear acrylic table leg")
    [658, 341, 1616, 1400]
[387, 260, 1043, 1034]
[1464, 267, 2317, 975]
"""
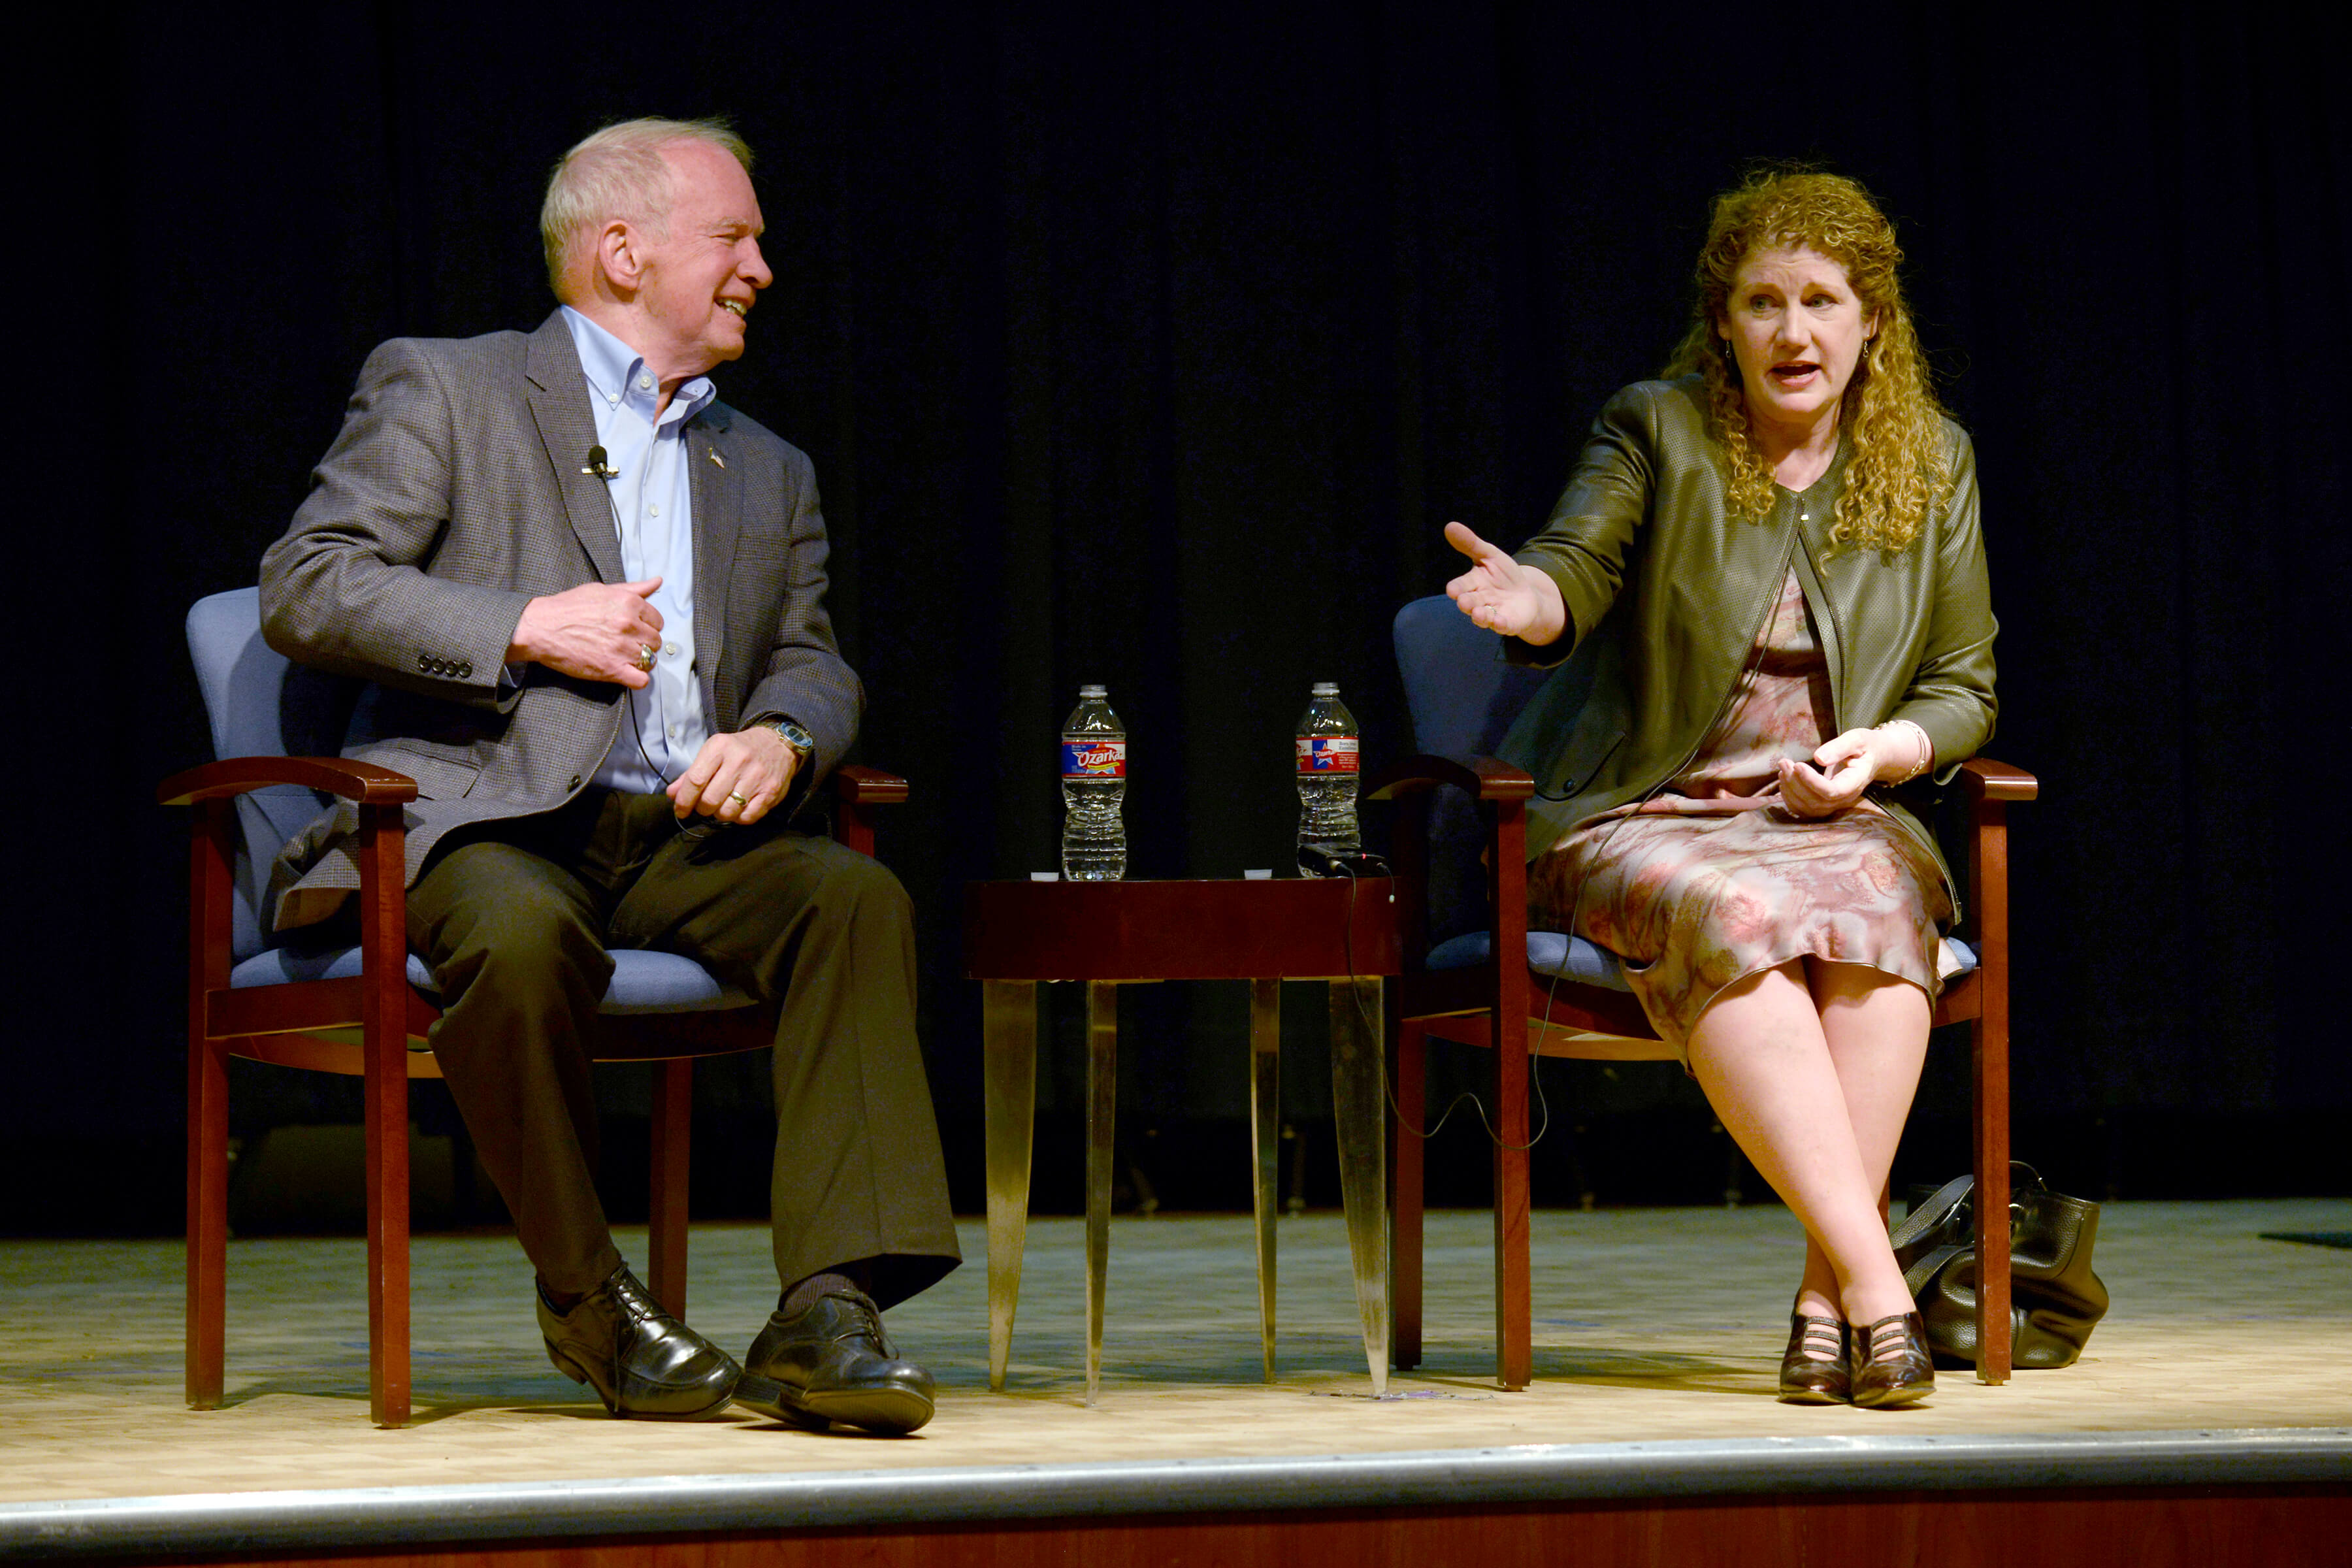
[1248, 977, 1281, 1382]
[1330, 976, 1390, 1396]
[983, 980, 1037, 1393]
[1085, 980, 1119, 1405]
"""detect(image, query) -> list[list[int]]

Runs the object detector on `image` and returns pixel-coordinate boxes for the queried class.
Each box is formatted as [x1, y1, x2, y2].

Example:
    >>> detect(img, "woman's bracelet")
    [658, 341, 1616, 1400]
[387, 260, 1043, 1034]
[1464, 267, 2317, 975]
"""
[1875, 719, 1933, 784]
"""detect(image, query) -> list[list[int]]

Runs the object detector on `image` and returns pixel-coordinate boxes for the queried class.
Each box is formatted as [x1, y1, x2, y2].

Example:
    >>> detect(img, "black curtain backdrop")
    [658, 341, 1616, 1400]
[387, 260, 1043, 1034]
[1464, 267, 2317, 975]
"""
[25, 1, 2348, 1226]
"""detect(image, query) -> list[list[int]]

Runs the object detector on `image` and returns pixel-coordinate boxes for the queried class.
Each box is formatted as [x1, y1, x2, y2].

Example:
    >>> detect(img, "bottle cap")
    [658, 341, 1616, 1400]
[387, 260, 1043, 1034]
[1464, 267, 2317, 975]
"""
[1079, 683, 1107, 696]
[1311, 681, 1339, 695]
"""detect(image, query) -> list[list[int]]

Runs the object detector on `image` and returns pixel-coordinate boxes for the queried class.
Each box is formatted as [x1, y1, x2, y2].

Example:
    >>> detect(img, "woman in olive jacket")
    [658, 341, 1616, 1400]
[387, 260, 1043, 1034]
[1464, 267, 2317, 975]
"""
[1446, 171, 1995, 1409]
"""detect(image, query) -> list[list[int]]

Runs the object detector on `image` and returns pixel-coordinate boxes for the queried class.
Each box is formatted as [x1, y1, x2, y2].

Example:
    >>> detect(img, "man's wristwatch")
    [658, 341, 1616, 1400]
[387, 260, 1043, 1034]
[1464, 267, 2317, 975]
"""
[760, 716, 815, 769]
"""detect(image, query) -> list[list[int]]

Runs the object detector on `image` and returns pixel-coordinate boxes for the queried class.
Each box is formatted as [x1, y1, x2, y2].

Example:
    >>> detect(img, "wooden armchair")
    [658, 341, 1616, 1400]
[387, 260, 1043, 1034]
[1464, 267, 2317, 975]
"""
[1365, 595, 2035, 1392]
[161, 587, 907, 1427]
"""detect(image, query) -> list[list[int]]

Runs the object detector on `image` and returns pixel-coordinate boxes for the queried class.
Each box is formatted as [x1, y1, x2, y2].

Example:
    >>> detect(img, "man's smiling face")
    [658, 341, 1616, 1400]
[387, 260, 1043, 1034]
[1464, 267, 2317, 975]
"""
[631, 140, 772, 382]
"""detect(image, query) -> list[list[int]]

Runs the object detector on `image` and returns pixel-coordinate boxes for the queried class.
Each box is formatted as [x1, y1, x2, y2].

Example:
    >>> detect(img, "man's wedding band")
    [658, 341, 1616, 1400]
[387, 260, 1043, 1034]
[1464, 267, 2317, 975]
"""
[727, 792, 750, 805]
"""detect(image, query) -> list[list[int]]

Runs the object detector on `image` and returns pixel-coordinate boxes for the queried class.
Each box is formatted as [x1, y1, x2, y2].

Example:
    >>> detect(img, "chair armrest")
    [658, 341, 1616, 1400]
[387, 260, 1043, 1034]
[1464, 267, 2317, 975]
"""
[176, 757, 414, 1004]
[1365, 753, 1535, 802]
[830, 765, 906, 858]
[1957, 757, 2036, 803]
[832, 764, 909, 806]
[159, 757, 418, 808]
[1377, 753, 1533, 972]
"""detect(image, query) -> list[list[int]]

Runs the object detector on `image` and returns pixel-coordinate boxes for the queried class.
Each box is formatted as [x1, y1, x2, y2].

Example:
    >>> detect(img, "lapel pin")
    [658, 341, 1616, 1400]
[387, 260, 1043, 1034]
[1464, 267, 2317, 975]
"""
[708, 449, 725, 468]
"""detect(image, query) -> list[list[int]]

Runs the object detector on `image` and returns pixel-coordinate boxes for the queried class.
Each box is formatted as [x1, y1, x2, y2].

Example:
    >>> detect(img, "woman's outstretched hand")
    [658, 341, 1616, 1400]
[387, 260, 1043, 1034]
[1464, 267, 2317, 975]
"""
[1776, 727, 1888, 817]
[1444, 522, 1569, 645]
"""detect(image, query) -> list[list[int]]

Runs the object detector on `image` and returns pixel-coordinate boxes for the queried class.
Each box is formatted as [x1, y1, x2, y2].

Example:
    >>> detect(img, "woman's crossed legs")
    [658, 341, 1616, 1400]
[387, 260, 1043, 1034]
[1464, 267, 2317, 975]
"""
[1686, 958, 1929, 1328]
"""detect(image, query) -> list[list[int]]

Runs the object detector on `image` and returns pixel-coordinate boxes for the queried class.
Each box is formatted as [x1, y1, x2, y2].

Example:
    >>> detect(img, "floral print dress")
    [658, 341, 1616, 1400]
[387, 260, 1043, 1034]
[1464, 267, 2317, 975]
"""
[1526, 570, 1952, 1054]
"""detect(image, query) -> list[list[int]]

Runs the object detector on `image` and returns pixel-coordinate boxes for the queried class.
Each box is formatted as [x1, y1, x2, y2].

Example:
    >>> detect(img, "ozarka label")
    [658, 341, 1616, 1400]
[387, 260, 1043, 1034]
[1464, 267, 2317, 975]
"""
[1063, 738, 1128, 779]
[1296, 736, 1360, 774]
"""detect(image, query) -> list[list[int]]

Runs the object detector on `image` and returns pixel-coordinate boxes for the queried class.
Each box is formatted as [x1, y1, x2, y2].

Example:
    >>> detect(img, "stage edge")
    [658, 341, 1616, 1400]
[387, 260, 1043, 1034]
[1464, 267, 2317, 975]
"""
[3, 1428, 2346, 1560]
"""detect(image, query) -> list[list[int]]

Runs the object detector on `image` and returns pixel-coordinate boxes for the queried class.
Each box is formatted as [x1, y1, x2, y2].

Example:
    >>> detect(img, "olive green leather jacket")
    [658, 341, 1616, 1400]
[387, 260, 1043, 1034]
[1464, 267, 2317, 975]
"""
[1498, 377, 1998, 909]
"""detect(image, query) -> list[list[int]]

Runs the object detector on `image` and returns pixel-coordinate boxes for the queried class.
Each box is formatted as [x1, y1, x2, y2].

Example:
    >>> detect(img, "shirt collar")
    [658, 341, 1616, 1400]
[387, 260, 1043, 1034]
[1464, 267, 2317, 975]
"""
[560, 306, 717, 427]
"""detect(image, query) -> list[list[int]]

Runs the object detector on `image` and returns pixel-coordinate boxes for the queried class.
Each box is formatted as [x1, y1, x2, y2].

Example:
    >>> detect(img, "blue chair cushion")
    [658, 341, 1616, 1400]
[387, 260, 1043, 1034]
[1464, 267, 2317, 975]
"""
[1424, 930, 1637, 991]
[227, 947, 756, 1015]
[1424, 930, 1978, 994]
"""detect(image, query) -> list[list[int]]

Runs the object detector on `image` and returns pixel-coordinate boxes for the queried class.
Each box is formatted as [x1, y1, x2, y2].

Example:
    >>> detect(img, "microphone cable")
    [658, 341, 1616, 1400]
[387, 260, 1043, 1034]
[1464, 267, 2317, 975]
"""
[1321, 840, 1558, 1156]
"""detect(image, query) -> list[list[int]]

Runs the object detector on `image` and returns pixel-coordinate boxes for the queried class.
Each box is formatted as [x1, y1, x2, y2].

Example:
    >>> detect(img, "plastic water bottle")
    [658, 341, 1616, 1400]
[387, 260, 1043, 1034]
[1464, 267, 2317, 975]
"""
[1295, 681, 1361, 874]
[1061, 684, 1127, 881]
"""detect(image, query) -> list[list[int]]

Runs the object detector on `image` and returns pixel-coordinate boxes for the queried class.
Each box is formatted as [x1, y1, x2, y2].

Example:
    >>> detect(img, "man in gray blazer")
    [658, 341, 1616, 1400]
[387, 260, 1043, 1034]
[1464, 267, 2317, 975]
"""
[259, 118, 958, 1434]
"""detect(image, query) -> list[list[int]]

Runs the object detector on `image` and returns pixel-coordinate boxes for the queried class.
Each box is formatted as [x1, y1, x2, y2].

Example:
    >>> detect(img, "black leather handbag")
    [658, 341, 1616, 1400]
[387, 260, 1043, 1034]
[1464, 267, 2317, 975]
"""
[1890, 1161, 2110, 1369]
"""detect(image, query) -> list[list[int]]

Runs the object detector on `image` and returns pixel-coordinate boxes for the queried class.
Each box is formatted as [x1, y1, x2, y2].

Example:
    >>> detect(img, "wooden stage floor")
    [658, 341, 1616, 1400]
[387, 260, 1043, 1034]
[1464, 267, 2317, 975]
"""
[3, 1201, 2348, 1563]
[7, 1199, 2350, 1495]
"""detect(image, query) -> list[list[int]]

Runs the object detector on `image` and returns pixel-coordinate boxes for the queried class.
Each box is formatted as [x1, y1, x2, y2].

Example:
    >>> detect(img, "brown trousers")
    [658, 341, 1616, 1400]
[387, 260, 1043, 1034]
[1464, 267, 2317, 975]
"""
[405, 789, 959, 1309]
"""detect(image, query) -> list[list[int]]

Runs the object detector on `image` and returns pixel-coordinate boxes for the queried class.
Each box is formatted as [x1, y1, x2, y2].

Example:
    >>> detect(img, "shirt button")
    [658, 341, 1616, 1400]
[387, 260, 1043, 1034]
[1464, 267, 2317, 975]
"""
[648, 504, 659, 517]
[638, 374, 653, 390]
[606, 393, 618, 404]
[662, 642, 678, 656]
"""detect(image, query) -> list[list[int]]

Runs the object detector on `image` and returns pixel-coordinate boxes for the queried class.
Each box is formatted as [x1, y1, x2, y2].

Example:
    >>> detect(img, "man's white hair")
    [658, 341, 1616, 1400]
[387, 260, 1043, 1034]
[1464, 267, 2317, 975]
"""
[540, 117, 753, 297]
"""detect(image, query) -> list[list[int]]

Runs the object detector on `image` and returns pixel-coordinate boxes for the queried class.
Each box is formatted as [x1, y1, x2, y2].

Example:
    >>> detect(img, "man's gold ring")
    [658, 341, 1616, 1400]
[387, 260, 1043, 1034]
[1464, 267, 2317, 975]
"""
[727, 792, 750, 805]
[636, 645, 656, 671]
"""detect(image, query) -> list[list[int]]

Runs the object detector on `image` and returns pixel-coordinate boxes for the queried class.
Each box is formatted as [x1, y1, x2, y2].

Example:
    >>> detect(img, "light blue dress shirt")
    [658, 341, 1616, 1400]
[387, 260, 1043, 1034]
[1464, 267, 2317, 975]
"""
[560, 306, 715, 795]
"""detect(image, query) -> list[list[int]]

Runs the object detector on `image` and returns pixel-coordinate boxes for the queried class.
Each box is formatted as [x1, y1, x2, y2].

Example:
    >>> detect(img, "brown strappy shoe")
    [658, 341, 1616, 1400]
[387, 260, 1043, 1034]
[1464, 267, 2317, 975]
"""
[1777, 1312, 1850, 1404]
[1850, 1310, 1935, 1408]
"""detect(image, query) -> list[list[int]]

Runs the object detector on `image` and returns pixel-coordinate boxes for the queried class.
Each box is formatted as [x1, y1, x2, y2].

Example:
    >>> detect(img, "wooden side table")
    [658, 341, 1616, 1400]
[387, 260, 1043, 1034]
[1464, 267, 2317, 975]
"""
[962, 877, 1400, 1401]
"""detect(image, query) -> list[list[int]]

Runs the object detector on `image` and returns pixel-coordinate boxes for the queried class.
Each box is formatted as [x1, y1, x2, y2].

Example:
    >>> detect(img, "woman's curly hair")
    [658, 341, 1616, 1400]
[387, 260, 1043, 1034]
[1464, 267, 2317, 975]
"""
[1664, 169, 1952, 555]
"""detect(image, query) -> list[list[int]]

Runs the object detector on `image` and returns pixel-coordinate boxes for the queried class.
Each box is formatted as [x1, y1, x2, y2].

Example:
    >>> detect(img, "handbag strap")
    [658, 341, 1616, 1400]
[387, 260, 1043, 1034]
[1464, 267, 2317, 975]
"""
[1889, 1161, 2051, 1250]
[1889, 1170, 1978, 1250]
[1891, 1161, 2057, 1297]
[1901, 1241, 1970, 1298]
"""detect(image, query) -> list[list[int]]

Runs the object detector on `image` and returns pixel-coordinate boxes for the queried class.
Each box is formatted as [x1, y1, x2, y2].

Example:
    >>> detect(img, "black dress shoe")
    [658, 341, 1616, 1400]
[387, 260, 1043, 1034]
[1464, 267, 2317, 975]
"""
[537, 1264, 741, 1419]
[734, 1288, 935, 1435]
[1776, 1312, 1850, 1405]
[1850, 1310, 1935, 1409]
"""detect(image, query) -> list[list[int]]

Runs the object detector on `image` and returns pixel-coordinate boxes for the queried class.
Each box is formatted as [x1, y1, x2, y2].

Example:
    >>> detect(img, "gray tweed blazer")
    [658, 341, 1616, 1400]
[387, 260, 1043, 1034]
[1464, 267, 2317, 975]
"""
[258, 311, 860, 930]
